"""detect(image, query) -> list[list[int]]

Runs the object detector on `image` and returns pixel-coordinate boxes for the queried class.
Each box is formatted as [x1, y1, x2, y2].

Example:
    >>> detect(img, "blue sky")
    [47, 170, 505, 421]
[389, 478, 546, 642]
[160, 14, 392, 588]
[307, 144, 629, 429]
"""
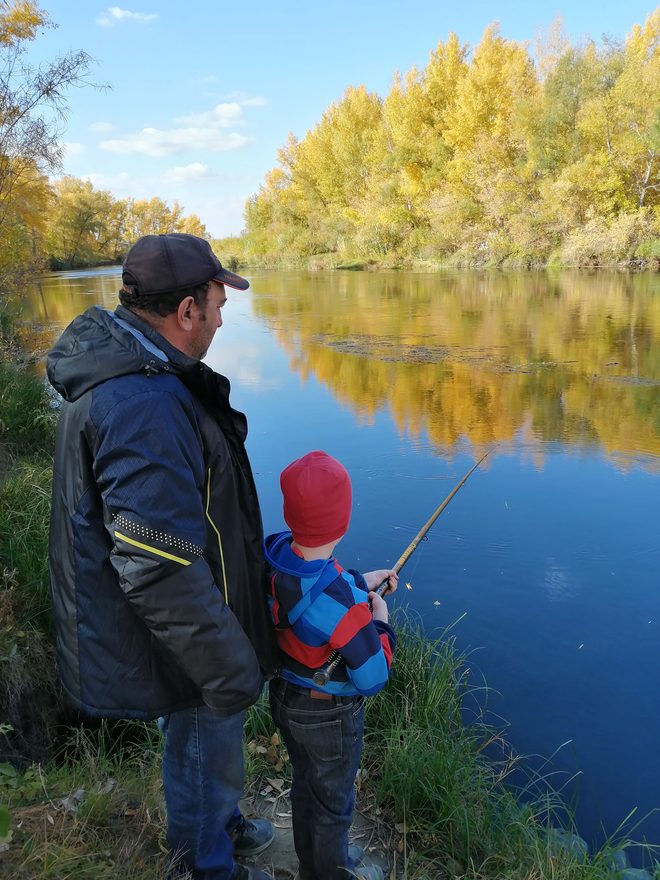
[26, 1, 659, 238]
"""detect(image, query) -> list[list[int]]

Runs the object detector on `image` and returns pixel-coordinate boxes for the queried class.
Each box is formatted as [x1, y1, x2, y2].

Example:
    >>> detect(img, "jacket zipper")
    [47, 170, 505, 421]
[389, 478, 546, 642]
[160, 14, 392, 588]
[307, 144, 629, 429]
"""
[205, 468, 229, 604]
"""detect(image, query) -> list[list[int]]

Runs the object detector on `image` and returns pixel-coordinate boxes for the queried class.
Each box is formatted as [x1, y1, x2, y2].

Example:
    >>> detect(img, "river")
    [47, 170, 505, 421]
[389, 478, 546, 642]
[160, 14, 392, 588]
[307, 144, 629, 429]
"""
[21, 265, 660, 852]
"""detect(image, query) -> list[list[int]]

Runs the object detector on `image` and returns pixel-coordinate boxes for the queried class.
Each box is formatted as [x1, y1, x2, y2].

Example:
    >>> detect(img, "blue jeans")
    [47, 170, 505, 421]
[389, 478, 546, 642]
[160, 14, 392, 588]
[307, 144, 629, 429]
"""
[160, 705, 245, 880]
[269, 677, 365, 880]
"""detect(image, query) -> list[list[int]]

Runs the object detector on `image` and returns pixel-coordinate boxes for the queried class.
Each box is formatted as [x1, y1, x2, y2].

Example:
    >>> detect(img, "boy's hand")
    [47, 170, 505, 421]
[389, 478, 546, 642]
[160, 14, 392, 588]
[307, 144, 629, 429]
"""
[363, 569, 399, 595]
[368, 591, 389, 623]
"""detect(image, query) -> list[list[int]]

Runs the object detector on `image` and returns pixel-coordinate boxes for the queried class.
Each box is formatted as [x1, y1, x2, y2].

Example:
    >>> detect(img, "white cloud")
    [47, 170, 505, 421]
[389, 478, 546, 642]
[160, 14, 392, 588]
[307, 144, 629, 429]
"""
[163, 162, 216, 183]
[96, 6, 158, 27]
[82, 171, 133, 192]
[89, 121, 115, 133]
[101, 126, 251, 157]
[63, 141, 85, 160]
[174, 103, 245, 128]
[224, 91, 268, 107]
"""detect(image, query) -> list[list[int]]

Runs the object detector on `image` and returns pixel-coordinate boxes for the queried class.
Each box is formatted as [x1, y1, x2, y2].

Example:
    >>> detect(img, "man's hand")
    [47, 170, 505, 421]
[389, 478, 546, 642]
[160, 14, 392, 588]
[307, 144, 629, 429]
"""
[363, 569, 399, 595]
[368, 591, 389, 623]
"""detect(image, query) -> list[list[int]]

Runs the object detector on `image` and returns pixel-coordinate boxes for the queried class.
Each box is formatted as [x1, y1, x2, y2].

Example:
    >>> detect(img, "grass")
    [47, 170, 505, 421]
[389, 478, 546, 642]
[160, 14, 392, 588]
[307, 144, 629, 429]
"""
[0, 358, 57, 462]
[0, 721, 168, 879]
[0, 308, 62, 767]
[1, 621, 658, 878]
[0, 460, 53, 633]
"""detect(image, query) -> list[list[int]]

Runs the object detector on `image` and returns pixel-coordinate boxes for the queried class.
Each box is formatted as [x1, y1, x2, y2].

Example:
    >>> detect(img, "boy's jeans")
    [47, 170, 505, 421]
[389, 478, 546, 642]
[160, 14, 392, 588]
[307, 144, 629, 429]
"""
[269, 677, 365, 880]
[160, 705, 245, 879]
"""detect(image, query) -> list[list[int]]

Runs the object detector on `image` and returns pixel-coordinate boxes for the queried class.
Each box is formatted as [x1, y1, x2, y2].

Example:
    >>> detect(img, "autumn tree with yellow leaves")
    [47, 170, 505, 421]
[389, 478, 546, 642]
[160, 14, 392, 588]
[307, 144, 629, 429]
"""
[0, 2, 207, 273]
[0, 1, 93, 276]
[243, 12, 660, 268]
[45, 179, 208, 269]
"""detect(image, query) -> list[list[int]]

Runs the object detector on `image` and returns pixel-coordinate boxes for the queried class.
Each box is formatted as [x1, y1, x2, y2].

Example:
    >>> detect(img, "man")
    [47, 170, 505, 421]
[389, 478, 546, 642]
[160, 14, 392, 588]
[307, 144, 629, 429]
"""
[47, 233, 276, 880]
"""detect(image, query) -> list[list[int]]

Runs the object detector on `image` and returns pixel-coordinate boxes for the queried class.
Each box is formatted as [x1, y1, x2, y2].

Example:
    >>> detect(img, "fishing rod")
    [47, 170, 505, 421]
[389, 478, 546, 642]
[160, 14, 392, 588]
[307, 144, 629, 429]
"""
[312, 451, 490, 687]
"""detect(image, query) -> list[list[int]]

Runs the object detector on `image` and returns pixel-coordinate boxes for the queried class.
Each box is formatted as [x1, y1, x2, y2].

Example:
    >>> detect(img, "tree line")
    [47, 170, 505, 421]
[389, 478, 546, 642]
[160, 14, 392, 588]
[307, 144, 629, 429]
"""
[238, 13, 660, 268]
[46, 178, 207, 270]
[0, 1, 206, 280]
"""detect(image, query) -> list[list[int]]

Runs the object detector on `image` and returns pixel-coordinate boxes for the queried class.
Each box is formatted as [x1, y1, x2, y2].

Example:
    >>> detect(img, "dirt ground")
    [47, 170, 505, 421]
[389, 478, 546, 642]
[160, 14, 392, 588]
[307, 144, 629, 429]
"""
[241, 787, 397, 880]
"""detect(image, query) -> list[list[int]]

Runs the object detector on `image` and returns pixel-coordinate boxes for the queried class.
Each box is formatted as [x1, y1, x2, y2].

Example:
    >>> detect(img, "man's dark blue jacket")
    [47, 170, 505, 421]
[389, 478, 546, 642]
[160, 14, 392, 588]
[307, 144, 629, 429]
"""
[46, 305, 275, 719]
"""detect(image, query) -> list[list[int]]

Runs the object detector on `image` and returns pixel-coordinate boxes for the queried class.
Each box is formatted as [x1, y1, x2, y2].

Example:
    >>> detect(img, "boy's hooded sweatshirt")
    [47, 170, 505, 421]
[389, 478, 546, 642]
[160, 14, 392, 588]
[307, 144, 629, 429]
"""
[265, 531, 396, 696]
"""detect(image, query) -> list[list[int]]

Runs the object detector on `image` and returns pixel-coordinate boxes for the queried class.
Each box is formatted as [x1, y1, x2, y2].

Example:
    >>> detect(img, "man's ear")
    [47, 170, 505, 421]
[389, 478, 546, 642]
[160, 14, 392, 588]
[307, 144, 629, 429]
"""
[176, 295, 196, 331]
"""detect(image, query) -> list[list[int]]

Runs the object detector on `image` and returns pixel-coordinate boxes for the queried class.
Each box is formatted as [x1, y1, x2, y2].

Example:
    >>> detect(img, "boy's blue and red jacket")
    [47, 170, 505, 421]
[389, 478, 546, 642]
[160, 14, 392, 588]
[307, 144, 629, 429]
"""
[265, 531, 396, 696]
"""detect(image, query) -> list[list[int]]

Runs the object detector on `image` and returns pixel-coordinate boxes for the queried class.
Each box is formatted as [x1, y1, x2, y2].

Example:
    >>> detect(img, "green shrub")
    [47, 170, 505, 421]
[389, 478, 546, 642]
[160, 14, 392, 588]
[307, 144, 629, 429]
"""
[0, 359, 57, 458]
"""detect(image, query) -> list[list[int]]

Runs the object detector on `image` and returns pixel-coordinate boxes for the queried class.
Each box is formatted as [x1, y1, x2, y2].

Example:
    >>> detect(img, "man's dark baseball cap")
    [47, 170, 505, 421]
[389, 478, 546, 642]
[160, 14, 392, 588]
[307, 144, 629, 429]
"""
[122, 233, 249, 295]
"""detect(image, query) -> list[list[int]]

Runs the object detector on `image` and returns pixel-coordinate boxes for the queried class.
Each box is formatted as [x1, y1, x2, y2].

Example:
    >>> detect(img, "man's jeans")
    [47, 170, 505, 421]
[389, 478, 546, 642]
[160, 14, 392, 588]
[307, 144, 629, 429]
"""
[160, 705, 245, 880]
[269, 677, 365, 880]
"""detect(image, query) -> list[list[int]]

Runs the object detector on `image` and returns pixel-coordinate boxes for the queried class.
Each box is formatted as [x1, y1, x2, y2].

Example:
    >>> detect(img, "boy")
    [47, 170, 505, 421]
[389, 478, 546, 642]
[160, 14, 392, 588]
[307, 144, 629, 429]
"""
[265, 450, 398, 880]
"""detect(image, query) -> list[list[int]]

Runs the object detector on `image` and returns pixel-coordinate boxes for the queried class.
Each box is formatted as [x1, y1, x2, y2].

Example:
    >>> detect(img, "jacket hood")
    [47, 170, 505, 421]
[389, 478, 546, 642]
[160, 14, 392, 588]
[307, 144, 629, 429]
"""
[264, 531, 333, 577]
[46, 306, 195, 402]
[264, 530, 341, 623]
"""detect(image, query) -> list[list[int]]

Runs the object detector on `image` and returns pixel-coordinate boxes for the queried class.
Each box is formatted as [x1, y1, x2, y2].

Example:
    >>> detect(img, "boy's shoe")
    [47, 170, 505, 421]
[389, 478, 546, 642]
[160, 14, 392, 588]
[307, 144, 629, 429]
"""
[353, 866, 384, 880]
[293, 869, 383, 880]
[348, 844, 366, 863]
[231, 817, 275, 857]
[349, 847, 385, 880]
[293, 848, 384, 880]
[231, 866, 273, 880]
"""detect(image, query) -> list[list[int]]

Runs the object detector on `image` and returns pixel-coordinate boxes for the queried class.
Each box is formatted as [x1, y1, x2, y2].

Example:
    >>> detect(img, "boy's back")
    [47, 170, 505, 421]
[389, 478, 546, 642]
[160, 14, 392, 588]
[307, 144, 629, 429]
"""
[265, 530, 394, 696]
[266, 450, 397, 880]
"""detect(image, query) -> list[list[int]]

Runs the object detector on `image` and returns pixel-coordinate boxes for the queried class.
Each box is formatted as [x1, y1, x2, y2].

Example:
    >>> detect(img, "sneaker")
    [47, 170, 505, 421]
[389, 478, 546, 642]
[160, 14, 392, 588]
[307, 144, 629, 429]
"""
[293, 851, 384, 880]
[231, 816, 275, 858]
[231, 866, 273, 880]
[349, 847, 386, 880]
[354, 866, 384, 880]
[348, 844, 366, 864]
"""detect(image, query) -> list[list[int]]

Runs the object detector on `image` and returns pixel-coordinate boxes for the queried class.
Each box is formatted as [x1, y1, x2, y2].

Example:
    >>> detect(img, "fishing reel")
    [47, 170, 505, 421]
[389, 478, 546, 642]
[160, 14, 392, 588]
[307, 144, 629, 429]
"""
[312, 658, 337, 687]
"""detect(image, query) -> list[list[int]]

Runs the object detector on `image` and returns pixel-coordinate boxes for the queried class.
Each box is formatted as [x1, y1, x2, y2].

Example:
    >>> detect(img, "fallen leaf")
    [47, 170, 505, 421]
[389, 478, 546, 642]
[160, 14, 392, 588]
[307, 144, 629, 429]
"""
[57, 788, 86, 814]
[266, 777, 285, 792]
[96, 778, 116, 795]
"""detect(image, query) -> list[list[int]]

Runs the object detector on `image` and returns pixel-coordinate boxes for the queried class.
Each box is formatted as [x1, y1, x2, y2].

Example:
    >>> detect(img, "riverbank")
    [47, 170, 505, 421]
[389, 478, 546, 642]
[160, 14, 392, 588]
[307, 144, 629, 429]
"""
[0, 300, 656, 879]
[238, 254, 660, 273]
[215, 215, 660, 275]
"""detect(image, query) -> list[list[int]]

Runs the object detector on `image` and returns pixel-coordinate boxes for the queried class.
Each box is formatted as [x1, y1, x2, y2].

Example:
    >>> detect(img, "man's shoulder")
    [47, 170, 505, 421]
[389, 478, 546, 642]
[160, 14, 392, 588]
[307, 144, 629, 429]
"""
[89, 369, 196, 425]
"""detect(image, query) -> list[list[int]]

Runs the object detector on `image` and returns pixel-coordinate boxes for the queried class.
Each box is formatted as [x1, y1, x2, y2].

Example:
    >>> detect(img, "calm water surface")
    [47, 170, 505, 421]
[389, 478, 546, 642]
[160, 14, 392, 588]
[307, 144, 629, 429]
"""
[23, 267, 660, 850]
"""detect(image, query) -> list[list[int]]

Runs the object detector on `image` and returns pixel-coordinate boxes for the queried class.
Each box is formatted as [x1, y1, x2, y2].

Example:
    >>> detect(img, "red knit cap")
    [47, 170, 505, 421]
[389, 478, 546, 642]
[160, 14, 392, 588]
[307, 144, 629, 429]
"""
[280, 450, 352, 547]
